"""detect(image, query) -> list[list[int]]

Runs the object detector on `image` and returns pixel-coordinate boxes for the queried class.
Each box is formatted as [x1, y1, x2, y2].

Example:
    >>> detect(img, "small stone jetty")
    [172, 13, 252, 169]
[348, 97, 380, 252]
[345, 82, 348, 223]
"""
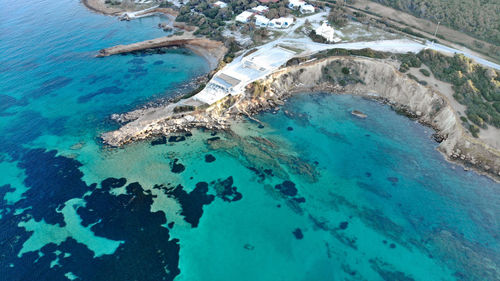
[96, 34, 227, 69]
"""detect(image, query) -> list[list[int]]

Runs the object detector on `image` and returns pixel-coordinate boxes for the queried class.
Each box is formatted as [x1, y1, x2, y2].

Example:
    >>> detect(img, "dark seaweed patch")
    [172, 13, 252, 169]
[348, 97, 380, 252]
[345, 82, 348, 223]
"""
[0, 94, 27, 114]
[205, 154, 216, 163]
[101, 177, 127, 190]
[211, 176, 242, 202]
[292, 228, 304, 240]
[127, 65, 148, 78]
[168, 136, 186, 143]
[127, 58, 146, 65]
[248, 167, 273, 182]
[357, 181, 392, 199]
[164, 182, 214, 227]
[77, 86, 124, 103]
[0, 111, 67, 158]
[170, 159, 185, 173]
[287, 126, 294, 131]
[15, 149, 94, 226]
[75, 181, 181, 280]
[151, 136, 167, 146]
[339, 221, 349, 230]
[387, 177, 399, 184]
[153, 60, 164, 65]
[275, 180, 298, 197]
[206, 136, 220, 143]
[365, 172, 372, 177]
[293, 197, 306, 203]
[80, 74, 110, 85]
[27, 76, 73, 99]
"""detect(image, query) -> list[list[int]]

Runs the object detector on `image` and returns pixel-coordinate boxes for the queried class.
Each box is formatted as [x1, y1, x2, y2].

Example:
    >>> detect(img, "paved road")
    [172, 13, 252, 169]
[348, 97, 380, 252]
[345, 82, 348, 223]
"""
[426, 42, 500, 71]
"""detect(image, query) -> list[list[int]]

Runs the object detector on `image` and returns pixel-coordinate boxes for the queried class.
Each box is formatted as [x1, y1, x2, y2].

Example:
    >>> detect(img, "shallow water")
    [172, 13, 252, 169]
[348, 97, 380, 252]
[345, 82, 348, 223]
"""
[1, 0, 500, 280]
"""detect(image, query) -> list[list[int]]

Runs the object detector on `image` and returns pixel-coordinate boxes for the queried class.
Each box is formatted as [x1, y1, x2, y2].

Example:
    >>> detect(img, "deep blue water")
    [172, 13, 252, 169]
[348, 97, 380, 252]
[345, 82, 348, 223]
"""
[1, 0, 500, 280]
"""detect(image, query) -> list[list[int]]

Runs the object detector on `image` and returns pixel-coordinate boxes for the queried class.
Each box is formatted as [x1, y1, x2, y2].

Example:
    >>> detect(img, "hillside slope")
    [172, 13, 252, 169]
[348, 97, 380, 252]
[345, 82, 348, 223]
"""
[371, 0, 500, 46]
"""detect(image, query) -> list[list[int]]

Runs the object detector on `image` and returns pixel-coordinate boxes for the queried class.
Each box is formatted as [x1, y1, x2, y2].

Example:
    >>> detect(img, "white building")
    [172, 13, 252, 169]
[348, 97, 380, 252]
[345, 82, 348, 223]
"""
[269, 17, 294, 28]
[299, 4, 315, 14]
[255, 14, 270, 27]
[236, 11, 254, 23]
[251, 5, 269, 14]
[315, 21, 336, 42]
[288, 0, 305, 9]
[213, 1, 227, 8]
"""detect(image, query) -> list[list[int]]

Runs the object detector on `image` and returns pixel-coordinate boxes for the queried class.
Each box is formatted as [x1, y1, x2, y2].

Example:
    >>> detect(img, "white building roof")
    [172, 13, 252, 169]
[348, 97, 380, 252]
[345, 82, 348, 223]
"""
[213, 1, 227, 8]
[255, 15, 270, 26]
[300, 4, 315, 13]
[289, 0, 306, 7]
[252, 5, 269, 14]
[269, 17, 294, 28]
[315, 21, 335, 42]
[236, 11, 254, 23]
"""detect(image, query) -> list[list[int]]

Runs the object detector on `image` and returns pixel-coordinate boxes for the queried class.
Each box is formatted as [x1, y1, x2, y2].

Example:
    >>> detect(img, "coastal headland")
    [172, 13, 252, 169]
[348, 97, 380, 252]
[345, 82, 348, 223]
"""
[101, 54, 500, 182]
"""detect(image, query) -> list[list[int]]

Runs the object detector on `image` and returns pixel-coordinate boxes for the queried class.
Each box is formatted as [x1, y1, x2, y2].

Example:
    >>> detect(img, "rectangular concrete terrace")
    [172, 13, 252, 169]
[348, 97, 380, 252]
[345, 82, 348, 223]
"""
[193, 45, 298, 105]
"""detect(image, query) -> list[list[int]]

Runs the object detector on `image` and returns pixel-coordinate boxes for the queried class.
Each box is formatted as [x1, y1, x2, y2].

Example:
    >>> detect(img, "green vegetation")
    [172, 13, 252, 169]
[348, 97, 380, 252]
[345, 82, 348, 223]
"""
[175, 0, 258, 39]
[313, 48, 390, 60]
[419, 68, 430, 77]
[327, 4, 348, 27]
[173, 105, 195, 113]
[416, 50, 500, 135]
[322, 61, 363, 86]
[406, 73, 427, 86]
[372, 0, 500, 46]
[396, 52, 421, 72]
[308, 30, 328, 43]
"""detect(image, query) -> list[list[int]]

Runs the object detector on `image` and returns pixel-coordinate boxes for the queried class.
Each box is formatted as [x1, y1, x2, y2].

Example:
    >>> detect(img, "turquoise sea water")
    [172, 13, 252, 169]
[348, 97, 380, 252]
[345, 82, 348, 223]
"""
[1, 0, 499, 280]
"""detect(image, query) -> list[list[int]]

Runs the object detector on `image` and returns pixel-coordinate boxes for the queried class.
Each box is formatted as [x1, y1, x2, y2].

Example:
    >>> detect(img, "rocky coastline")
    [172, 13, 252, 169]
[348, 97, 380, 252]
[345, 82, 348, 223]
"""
[102, 55, 500, 182]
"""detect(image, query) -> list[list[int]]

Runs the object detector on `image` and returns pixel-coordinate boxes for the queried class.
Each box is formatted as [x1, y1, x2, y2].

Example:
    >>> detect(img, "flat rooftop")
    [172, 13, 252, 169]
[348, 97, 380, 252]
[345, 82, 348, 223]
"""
[215, 73, 241, 88]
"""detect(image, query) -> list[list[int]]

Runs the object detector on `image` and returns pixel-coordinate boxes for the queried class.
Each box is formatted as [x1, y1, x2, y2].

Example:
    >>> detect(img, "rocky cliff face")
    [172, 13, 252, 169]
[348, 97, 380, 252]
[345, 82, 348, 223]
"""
[233, 56, 500, 181]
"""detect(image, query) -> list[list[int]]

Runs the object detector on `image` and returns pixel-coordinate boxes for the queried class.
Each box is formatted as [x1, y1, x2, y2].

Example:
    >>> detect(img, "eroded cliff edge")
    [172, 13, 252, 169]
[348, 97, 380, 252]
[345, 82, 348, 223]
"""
[103, 56, 500, 182]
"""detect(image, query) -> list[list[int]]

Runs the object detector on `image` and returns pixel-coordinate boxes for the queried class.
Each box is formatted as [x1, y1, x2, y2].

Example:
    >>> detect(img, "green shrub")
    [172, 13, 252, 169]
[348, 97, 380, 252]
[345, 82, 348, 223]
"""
[419, 68, 431, 77]
[418, 49, 500, 128]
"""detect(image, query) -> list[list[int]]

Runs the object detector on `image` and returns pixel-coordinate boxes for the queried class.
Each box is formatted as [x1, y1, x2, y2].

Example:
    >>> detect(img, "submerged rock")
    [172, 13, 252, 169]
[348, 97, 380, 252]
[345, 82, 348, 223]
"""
[170, 159, 185, 173]
[211, 176, 242, 202]
[168, 135, 186, 143]
[351, 110, 367, 118]
[151, 136, 167, 146]
[292, 228, 304, 240]
[339, 221, 349, 230]
[275, 180, 298, 197]
[205, 154, 216, 163]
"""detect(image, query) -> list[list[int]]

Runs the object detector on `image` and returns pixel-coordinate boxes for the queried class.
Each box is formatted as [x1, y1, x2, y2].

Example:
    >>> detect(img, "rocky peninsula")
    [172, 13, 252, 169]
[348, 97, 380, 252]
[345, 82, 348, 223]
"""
[101, 55, 500, 182]
[97, 33, 227, 69]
